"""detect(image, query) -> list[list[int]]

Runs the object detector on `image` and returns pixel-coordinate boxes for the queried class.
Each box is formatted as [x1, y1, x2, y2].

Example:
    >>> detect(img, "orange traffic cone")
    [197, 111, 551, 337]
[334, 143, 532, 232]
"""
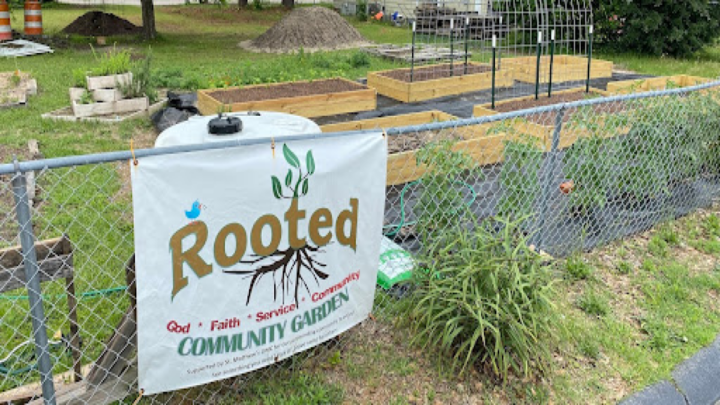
[24, 0, 42, 36]
[0, 0, 11, 42]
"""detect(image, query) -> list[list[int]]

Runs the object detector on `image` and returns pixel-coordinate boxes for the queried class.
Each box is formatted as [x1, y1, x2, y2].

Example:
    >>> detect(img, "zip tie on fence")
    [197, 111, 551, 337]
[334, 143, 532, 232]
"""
[132, 389, 145, 405]
[381, 128, 387, 139]
[130, 139, 138, 166]
[271, 137, 276, 159]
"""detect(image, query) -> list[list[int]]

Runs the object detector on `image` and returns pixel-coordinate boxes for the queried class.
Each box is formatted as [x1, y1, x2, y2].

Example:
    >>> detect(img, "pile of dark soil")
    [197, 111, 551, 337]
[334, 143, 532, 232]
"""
[208, 78, 365, 103]
[380, 63, 491, 83]
[240, 7, 369, 53]
[62, 11, 142, 37]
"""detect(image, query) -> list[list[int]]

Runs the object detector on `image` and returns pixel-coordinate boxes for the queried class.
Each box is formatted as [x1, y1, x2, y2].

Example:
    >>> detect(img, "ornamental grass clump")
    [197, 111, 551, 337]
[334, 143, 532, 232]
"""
[408, 217, 555, 380]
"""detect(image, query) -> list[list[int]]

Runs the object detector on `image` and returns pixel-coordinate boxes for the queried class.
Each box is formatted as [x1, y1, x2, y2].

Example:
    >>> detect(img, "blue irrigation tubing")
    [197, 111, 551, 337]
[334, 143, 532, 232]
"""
[0, 286, 127, 301]
[383, 179, 478, 237]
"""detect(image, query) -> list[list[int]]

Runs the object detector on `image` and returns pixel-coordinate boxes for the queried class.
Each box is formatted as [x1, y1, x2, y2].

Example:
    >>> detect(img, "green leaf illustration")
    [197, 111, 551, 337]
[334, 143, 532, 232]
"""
[285, 169, 293, 187]
[271, 176, 282, 199]
[306, 150, 315, 175]
[283, 144, 300, 168]
[302, 179, 309, 195]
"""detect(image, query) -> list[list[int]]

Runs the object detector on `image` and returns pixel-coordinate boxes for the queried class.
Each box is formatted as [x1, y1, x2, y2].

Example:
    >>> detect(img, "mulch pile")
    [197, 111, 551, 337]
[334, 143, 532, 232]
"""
[62, 11, 142, 37]
[207, 78, 365, 103]
[240, 7, 369, 53]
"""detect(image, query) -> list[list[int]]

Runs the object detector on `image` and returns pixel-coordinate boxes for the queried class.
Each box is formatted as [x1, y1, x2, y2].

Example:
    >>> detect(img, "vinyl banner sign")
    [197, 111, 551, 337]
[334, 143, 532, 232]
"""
[131, 133, 387, 395]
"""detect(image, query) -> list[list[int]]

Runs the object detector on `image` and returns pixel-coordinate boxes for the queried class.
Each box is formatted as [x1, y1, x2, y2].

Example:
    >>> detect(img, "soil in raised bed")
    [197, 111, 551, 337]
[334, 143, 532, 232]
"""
[379, 63, 491, 83]
[207, 79, 365, 104]
[493, 90, 626, 125]
[62, 12, 142, 37]
[388, 129, 463, 154]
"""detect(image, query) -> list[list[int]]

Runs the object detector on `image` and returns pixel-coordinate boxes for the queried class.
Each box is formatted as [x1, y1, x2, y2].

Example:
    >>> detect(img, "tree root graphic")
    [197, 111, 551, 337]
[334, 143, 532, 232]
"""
[223, 244, 328, 307]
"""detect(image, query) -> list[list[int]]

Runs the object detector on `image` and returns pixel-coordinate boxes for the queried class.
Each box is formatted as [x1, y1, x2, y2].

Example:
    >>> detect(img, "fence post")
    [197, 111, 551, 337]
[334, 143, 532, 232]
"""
[11, 160, 57, 405]
[536, 107, 566, 250]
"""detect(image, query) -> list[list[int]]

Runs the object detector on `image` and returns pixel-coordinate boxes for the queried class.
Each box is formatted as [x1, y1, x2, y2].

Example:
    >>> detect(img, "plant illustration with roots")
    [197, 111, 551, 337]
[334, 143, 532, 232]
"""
[223, 144, 328, 307]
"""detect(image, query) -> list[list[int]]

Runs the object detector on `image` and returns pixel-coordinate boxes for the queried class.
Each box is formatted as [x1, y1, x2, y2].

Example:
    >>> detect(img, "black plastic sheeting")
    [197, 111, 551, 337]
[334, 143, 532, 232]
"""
[384, 147, 720, 258]
[151, 91, 200, 133]
[314, 72, 652, 125]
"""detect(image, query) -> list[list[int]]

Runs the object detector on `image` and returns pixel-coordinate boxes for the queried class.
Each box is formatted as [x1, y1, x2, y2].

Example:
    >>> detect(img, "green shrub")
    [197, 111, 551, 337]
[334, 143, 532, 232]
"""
[592, 0, 720, 57]
[348, 51, 370, 68]
[408, 216, 555, 379]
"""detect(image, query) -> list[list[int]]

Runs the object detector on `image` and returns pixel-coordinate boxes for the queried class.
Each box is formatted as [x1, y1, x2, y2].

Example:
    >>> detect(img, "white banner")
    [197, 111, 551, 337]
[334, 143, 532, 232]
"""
[131, 133, 387, 395]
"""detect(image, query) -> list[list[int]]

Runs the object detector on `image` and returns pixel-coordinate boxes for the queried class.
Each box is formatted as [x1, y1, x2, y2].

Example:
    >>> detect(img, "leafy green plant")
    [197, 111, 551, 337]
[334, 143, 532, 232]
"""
[348, 51, 370, 68]
[119, 50, 157, 103]
[78, 90, 94, 105]
[414, 138, 476, 242]
[72, 68, 88, 88]
[562, 133, 615, 215]
[89, 46, 132, 77]
[497, 132, 543, 221]
[408, 216, 555, 379]
[356, 0, 368, 21]
[252, 0, 263, 11]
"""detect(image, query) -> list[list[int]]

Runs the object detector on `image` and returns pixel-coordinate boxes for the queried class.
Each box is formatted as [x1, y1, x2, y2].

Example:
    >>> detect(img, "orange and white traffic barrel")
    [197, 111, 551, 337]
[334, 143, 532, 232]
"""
[24, 0, 42, 37]
[0, 0, 11, 42]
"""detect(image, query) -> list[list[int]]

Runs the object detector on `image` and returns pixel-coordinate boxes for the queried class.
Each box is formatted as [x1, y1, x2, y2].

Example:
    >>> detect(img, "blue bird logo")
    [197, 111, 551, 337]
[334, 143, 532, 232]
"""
[185, 200, 204, 221]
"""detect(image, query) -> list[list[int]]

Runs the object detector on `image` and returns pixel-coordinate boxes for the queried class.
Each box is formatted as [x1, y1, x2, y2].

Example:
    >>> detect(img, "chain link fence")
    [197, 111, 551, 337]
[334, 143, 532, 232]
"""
[1, 81, 719, 404]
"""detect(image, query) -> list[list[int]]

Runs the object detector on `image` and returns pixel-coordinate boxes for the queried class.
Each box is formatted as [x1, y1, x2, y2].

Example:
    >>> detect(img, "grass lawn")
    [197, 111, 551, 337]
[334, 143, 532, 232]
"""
[0, 4, 719, 403]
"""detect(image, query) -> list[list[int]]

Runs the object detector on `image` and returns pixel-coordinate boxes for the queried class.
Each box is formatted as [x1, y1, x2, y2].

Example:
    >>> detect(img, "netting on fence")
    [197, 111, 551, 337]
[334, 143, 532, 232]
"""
[1, 83, 720, 403]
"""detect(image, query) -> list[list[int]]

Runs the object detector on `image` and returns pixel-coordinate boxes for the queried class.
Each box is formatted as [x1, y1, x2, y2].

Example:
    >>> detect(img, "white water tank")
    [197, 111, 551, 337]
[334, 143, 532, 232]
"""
[154, 111, 322, 148]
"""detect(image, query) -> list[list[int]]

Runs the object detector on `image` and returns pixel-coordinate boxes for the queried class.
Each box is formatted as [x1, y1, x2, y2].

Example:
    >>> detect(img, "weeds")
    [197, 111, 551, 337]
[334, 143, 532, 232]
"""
[565, 255, 593, 280]
[89, 46, 132, 76]
[578, 290, 609, 317]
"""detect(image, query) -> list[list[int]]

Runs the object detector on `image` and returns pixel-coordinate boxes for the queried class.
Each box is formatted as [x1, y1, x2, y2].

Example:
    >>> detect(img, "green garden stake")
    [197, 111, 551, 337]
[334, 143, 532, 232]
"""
[548, 29, 555, 98]
[450, 18, 455, 77]
[464, 17, 470, 75]
[586, 25, 594, 93]
[411, 21, 416, 83]
[491, 35, 497, 109]
[535, 30, 542, 100]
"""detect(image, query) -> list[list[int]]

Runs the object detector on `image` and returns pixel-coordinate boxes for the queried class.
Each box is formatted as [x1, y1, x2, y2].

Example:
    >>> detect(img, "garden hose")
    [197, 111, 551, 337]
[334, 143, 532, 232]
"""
[383, 179, 477, 237]
[0, 339, 64, 376]
[0, 286, 127, 301]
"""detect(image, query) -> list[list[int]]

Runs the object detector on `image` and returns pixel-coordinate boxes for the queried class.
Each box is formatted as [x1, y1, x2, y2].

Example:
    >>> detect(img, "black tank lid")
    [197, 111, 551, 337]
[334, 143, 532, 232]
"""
[208, 114, 243, 135]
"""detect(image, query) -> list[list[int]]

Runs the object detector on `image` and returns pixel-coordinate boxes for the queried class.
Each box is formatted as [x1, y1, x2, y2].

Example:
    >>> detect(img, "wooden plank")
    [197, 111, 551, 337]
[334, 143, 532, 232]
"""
[0, 364, 93, 404]
[86, 305, 137, 387]
[504, 55, 613, 84]
[26, 365, 137, 405]
[320, 111, 457, 132]
[0, 254, 74, 293]
[197, 78, 376, 117]
[226, 89, 376, 118]
[368, 63, 515, 103]
[0, 236, 69, 270]
[606, 75, 712, 94]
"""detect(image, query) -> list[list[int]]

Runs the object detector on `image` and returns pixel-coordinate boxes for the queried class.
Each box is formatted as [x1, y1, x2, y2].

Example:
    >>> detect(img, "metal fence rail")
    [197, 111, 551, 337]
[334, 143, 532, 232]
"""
[1, 80, 719, 404]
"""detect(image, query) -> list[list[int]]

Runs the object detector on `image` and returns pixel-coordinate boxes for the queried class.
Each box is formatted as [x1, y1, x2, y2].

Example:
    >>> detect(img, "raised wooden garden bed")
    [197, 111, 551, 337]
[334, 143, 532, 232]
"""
[606, 75, 711, 94]
[503, 55, 613, 84]
[321, 110, 497, 185]
[197, 78, 376, 118]
[472, 87, 628, 150]
[367, 62, 514, 103]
